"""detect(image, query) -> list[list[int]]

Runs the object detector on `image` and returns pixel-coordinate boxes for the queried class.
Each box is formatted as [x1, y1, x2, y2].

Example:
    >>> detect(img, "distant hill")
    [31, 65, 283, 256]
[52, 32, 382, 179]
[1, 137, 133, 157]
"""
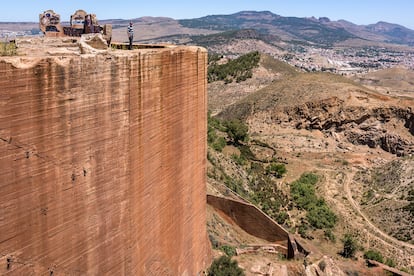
[179, 11, 414, 46]
[366, 21, 414, 45]
[323, 19, 414, 45]
[179, 11, 357, 45]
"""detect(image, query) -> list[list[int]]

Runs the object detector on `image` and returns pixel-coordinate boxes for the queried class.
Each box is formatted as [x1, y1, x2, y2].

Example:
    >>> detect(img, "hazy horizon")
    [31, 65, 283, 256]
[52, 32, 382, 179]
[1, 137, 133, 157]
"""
[1, 0, 414, 30]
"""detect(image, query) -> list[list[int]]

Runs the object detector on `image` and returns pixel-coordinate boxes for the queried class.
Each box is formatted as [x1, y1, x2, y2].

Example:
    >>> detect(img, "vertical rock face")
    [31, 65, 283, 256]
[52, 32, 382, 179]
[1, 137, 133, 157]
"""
[0, 45, 209, 275]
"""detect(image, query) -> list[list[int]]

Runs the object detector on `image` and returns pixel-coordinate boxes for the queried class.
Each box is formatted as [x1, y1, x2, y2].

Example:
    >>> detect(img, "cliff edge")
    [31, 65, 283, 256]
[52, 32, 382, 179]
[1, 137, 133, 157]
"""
[0, 37, 210, 275]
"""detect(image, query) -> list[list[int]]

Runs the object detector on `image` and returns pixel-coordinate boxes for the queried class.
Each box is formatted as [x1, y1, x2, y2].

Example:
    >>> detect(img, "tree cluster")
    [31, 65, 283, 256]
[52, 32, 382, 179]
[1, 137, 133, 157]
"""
[290, 173, 337, 229]
[207, 256, 245, 276]
[208, 51, 260, 83]
[341, 234, 357, 258]
[208, 115, 249, 152]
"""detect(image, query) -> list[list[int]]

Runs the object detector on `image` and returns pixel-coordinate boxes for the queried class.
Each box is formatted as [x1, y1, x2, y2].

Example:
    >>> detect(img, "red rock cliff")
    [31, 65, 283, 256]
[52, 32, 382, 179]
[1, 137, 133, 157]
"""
[0, 40, 210, 275]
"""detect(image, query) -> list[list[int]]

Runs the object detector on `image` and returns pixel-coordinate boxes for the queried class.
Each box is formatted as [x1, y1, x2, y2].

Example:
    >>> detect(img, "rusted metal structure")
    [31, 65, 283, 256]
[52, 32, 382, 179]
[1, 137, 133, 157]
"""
[39, 9, 112, 44]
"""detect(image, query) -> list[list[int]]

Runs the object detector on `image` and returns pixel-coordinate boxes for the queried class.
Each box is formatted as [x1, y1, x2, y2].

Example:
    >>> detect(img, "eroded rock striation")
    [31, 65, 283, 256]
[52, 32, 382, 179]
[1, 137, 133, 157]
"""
[0, 38, 210, 275]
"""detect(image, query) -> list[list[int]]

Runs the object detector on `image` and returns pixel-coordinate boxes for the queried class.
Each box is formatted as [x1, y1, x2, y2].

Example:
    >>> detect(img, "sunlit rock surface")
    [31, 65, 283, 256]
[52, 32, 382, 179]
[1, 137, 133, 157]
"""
[0, 38, 210, 275]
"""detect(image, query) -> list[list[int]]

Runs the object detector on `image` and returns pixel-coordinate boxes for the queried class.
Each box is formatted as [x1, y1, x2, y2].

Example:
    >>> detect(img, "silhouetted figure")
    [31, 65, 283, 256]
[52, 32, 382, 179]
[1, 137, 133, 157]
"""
[127, 22, 134, 50]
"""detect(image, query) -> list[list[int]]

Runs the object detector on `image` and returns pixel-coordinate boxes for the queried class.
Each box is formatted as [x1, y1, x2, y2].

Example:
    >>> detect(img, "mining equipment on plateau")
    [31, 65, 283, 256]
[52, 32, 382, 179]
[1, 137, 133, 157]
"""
[39, 9, 112, 45]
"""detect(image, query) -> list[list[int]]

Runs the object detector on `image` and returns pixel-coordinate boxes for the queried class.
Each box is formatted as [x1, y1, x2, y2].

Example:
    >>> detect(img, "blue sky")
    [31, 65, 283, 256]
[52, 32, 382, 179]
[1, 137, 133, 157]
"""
[1, 0, 413, 29]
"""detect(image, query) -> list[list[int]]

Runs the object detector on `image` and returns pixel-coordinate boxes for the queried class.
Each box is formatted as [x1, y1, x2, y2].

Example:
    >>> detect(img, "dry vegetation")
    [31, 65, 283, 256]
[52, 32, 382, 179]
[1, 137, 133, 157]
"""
[0, 41, 17, 56]
[355, 67, 414, 96]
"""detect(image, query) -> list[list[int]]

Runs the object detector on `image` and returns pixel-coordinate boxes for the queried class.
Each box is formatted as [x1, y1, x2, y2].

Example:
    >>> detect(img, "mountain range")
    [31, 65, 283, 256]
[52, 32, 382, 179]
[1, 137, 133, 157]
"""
[177, 11, 414, 46]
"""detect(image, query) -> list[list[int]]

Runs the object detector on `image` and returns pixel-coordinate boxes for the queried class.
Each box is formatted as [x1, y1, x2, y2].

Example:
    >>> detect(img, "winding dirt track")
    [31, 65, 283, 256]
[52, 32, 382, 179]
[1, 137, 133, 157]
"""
[342, 170, 414, 251]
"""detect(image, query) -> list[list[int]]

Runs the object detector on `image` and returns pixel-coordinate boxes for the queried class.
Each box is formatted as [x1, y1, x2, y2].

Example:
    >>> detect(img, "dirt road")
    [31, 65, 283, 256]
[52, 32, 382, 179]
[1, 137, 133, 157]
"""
[342, 170, 414, 251]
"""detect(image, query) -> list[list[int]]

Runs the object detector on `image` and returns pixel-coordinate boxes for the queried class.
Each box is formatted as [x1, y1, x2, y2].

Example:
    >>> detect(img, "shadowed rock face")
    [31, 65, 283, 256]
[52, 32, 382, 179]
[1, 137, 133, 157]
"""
[279, 98, 414, 156]
[406, 113, 414, 135]
[0, 44, 210, 275]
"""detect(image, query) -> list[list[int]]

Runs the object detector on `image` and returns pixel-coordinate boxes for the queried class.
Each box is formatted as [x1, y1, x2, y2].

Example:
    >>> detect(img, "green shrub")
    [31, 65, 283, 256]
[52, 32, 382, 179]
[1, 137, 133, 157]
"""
[298, 224, 313, 239]
[306, 202, 337, 229]
[224, 177, 247, 197]
[341, 234, 357, 258]
[290, 173, 337, 229]
[224, 119, 249, 145]
[363, 249, 383, 263]
[208, 113, 227, 152]
[385, 258, 396, 268]
[208, 126, 218, 144]
[208, 112, 226, 132]
[238, 144, 255, 160]
[208, 53, 222, 63]
[249, 162, 264, 174]
[208, 256, 245, 276]
[207, 113, 249, 151]
[290, 173, 319, 210]
[219, 245, 237, 257]
[276, 211, 288, 225]
[248, 177, 287, 220]
[212, 137, 226, 152]
[0, 41, 17, 56]
[266, 163, 287, 178]
[231, 154, 246, 166]
[324, 229, 336, 242]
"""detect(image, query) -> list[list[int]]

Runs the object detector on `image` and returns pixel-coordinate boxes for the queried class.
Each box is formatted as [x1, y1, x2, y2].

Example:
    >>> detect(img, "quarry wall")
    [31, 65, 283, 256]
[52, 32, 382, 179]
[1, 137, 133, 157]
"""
[207, 195, 309, 259]
[207, 195, 290, 251]
[0, 43, 210, 275]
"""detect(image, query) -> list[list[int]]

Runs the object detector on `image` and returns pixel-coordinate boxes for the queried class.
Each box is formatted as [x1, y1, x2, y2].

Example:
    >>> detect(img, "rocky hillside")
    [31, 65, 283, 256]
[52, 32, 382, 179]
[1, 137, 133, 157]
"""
[355, 159, 414, 244]
[207, 53, 414, 275]
[218, 73, 414, 157]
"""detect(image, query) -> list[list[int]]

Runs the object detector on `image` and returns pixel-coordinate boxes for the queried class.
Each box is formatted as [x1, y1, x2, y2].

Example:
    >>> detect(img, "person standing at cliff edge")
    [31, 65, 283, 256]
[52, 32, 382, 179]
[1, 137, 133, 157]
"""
[127, 22, 134, 50]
